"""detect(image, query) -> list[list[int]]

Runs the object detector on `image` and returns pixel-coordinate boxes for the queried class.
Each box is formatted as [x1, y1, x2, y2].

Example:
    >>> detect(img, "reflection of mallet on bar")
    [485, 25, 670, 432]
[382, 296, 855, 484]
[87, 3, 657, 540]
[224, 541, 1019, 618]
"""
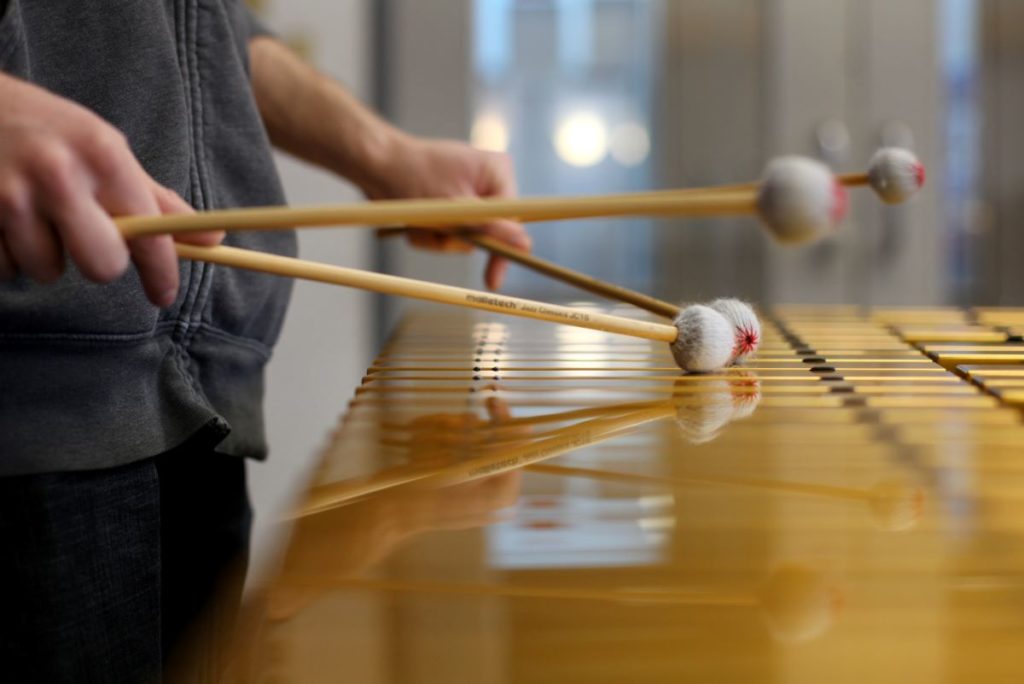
[375, 375, 762, 451]
[526, 463, 923, 532]
[278, 563, 842, 644]
[300, 378, 765, 518]
[297, 405, 671, 518]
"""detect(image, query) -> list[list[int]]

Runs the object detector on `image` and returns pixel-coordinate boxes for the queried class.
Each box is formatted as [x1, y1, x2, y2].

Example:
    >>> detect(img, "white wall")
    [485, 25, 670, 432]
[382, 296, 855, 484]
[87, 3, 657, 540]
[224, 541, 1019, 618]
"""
[249, 0, 374, 584]
[378, 0, 481, 334]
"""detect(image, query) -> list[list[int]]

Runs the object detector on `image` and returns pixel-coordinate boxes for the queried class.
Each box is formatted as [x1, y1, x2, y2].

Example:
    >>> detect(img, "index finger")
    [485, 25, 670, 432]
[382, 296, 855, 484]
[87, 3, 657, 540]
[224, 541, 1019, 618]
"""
[476, 152, 518, 199]
[82, 138, 186, 306]
[149, 182, 224, 247]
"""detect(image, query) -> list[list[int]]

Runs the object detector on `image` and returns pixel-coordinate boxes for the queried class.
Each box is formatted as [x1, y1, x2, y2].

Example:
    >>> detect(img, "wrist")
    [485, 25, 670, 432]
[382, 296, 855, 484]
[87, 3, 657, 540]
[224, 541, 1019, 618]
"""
[340, 122, 412, 199]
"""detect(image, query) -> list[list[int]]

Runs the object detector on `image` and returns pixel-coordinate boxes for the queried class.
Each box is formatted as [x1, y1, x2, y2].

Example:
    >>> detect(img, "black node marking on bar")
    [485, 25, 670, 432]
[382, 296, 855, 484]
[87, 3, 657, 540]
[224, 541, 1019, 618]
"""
[810, 365, 837, 374]
[858, 408, 884, 424]
[492, 367, 500, 372]
[473, 375, 481, 381]
[828, 385, 856, 394]
[473, 367, 481, 372]
[802, 356, 827, 364]
[842, 395, 869, 408]
[875, 424, 899, 442]
[962, 374, 987, 390]
[818, 375, 845, 382]
[492, 376, 501, 381]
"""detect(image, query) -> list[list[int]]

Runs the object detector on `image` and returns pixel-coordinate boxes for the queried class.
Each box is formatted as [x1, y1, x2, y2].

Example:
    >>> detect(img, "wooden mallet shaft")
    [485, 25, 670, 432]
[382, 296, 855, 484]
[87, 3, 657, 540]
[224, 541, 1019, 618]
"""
[460, 232, 680, 319]
[174, 243, 677, 342]
[119, 190, 757, 239]
[698, 172, 868, 195]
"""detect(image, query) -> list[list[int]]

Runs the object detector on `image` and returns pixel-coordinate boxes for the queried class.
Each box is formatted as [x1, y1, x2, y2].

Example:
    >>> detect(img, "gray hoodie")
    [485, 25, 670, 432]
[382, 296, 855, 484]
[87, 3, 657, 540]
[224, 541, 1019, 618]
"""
[0, 0, 297, 474]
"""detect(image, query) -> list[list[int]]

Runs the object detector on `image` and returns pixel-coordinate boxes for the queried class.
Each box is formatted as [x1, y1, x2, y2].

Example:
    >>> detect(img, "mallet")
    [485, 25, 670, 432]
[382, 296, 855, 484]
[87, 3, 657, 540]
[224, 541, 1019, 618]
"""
[456, 234, 762, 363]
[388, 149, 922, 331]
[854, 147, 927, 204]
[119, 156, 847, 246]
[174, 242, 738, 373]
[677, 148, 924, 205]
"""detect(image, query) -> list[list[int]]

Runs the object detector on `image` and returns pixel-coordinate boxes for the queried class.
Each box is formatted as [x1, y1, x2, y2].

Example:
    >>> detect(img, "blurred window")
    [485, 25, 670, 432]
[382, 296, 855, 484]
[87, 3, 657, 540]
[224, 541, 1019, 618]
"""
[472, 0, 662, 299]
[941, 0, 979, 301]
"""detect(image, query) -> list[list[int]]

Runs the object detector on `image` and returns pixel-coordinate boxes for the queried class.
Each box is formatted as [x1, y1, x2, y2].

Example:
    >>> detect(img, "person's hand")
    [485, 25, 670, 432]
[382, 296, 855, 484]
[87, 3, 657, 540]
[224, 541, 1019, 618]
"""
[363, 136, 531, 290]
[0, 74, 223, 307]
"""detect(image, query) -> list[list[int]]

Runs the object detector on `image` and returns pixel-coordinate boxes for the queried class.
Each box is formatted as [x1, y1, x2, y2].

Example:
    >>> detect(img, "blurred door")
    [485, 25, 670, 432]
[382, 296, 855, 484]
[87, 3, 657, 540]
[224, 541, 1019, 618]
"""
[980, 0, 1024, 304]
[763, 0, 943, 306]
[377, 0, 945, 308]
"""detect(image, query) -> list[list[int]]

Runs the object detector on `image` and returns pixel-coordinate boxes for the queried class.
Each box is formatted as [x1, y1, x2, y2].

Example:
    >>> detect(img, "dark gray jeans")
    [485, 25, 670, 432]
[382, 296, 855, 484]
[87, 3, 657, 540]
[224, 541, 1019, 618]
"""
[0, 445, 252, 683]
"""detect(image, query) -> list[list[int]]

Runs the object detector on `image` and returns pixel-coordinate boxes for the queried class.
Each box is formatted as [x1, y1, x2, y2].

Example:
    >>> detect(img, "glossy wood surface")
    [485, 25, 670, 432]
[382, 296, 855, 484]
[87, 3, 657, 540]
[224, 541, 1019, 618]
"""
[230, 305, 1024, 683]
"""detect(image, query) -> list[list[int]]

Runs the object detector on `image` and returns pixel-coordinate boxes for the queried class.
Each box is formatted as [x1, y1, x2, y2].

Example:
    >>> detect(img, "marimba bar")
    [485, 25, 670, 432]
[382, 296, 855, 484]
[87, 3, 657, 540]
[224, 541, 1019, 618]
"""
[228, 305, 1024, 683]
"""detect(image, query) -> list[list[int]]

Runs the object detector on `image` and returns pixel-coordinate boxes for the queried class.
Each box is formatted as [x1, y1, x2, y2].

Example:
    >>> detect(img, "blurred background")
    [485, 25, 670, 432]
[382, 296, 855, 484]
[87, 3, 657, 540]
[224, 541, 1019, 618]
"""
[247, 0, 1020, 579]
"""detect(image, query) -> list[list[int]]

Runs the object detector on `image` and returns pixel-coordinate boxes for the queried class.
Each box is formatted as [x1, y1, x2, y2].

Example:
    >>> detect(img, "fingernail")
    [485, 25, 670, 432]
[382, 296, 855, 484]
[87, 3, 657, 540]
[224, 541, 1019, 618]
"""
[489, 274, 504, 291]
[159, 288, 177, 308]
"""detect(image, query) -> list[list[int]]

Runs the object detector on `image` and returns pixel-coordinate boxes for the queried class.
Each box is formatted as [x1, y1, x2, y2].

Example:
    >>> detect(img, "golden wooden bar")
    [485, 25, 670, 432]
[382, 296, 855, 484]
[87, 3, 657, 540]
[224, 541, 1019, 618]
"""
[226, 306, 1024, 683]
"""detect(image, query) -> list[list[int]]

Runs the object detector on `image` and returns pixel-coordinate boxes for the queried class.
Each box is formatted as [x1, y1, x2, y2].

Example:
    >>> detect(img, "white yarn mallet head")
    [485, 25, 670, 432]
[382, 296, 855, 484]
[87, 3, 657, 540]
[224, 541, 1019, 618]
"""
[757, 157, 848, 244]
[709, 298, 761, 364]
[670, 305, 735, 373]
[867, 148, 926, 204]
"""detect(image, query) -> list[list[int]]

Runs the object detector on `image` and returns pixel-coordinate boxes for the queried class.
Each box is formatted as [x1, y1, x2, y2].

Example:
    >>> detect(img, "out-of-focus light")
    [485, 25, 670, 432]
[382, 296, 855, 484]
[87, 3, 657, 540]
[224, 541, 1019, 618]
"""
[610, 122, 651, 167]
[639, 495, 675, 510]
[638, 516, 675, 531]
[554, 111, 608, 167]
[555, 326, 608, 344]
[472, 112, 510, 152]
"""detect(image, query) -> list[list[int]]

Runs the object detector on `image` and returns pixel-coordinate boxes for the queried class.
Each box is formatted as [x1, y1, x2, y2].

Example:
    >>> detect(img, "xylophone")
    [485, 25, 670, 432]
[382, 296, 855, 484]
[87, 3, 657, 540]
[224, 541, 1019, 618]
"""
[228, 305, 1024, 683]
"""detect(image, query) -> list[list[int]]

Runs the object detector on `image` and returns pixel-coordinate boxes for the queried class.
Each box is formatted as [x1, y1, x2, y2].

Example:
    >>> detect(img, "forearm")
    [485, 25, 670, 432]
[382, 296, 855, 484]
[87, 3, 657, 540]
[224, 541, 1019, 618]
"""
[249, 36, 404, 196]
[247, 35, 530, 290]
